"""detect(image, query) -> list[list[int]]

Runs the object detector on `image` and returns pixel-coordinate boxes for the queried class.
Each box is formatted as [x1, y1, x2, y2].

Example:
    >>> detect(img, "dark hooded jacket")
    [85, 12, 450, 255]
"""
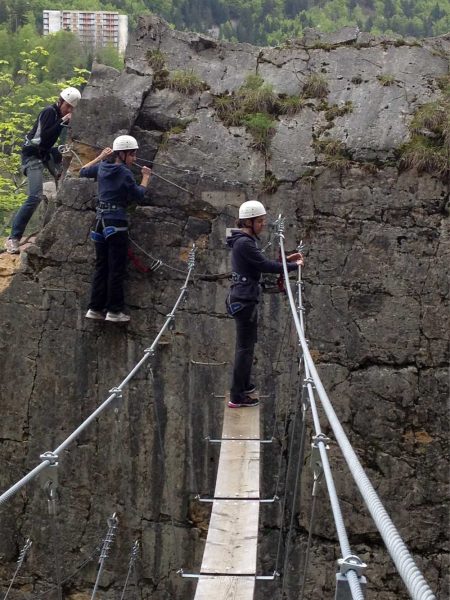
[22, 103, 66, 161]
[79, 161, 147, 221]
[227, 229, 297, 304]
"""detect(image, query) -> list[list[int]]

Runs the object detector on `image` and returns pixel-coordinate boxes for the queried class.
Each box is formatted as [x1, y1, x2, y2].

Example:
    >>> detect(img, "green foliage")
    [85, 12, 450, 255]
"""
[314, 136, 352, 170]
[168, 69, 205, 94]
[399, 136, 448, 177]
[261, 171, 280, 193]
[277, 95, 307, 116]
[95, 43, 124, 71]
[0, 45, 88, 213]
[146, 49, 166, 71]
[242, 112, 276, 153]
[377, 73, 396, 86]
[324, 101, 353, 121]
[213, 74, 304, 152]
[399, 85, 449, 178]
[302, 73, 329, 99]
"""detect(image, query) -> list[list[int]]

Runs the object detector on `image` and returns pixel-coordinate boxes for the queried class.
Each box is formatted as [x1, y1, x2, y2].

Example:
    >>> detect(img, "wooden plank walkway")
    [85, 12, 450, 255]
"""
[194, 398, 260, 599]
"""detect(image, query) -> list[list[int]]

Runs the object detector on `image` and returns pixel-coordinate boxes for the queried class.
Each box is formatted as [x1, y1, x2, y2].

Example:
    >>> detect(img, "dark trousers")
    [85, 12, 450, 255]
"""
[89, 220, 128, 313]
[231, 304, 258, 402]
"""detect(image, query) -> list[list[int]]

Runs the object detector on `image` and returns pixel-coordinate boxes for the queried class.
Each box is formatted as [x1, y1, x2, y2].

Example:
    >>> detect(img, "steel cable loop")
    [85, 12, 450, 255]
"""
[277, 219, 437, 600]
[0, 248, 196, 506]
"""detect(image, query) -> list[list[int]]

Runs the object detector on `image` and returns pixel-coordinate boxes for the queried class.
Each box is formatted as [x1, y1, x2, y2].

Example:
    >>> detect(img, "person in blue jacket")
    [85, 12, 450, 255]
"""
[5, 87, 81, 254]
[226, 200, 303, 408]
[79, 135, 152, 323]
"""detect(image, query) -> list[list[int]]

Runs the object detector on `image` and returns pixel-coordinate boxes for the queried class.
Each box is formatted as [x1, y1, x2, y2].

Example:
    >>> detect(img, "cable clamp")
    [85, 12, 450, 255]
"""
[187, 244, 196, 270]
[303, 376, 315, 388]
[109, 387, 123, 399]
[144, 347, 155, 356]
[312, 433, 330, 447]
[40, 451, 59, 466]
[338, 555, 367, 577]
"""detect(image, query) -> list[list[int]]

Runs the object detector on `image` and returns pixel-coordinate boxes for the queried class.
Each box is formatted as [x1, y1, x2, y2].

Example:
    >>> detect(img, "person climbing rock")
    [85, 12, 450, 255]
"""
[226, 200, 304, 408]
[4, 87, 81, 254]
[79, 135, 152, 323]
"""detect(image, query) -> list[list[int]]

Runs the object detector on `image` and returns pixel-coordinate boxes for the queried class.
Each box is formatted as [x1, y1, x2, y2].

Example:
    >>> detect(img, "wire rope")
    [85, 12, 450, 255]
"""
[277, 216, 436, 600]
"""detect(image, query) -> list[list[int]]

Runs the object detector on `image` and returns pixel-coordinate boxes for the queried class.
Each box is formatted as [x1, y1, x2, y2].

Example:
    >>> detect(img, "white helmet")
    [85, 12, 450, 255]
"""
[239, 200, 266, 220]
[60, 87, 81, 107]
[113, 135, 139, 151]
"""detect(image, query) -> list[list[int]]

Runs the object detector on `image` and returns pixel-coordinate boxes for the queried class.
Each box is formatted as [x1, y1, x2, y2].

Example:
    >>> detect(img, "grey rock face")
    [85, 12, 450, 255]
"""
[0, 16, 448, 600]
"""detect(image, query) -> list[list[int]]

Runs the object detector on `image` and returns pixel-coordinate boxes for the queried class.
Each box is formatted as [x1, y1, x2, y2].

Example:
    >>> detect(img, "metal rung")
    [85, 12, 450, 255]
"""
[196, 495, 279, 504]
[207, 438, 272, 443]
[180, 570, 279, 580]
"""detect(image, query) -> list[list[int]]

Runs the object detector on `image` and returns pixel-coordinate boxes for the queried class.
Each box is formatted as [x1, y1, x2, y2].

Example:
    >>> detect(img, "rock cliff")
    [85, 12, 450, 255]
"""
[0, 17, 448, 600]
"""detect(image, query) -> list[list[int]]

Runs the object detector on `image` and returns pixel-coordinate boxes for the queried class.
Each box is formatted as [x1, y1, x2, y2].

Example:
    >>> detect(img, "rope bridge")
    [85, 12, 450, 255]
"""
[0, 221, 437, 600]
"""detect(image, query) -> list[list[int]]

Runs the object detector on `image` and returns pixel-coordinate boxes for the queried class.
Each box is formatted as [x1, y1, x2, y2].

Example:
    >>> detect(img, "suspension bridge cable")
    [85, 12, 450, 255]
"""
[276, 217, 437, 600]
[120, 540, 139, 600]
[91, 513, 119, 600]
[3, 538, 32, 600]
[0, 246, 196, 508]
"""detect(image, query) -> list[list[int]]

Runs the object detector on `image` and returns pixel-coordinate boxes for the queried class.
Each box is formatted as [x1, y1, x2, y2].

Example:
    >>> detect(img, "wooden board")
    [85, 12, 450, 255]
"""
[194, 396, 261, 600]
[200, 500, 259, 574]
[214, 440, 260, 498]
[222, 396, 260, 440]
[195, 576, 255, 600]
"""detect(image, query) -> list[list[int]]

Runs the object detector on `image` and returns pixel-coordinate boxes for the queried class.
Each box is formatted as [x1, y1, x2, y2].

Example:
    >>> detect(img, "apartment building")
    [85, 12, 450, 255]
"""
[43, 10, 129, 54]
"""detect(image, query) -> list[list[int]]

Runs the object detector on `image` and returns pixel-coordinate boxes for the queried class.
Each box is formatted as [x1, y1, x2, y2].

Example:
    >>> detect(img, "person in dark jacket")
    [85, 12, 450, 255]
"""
[226, 200, 303, 408]
[79, 135, 152, 323]
[4, 87, 82, 254]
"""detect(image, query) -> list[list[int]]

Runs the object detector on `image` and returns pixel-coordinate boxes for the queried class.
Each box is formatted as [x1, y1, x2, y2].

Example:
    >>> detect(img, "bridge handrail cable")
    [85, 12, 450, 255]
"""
[0, 246, 196, 508]
[277, 217, 436, 600]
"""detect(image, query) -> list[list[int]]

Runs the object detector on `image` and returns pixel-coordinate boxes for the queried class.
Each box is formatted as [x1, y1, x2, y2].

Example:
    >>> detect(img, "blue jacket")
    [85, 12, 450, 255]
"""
[79, 161, 147, 220]
[227, 229, 297, 304]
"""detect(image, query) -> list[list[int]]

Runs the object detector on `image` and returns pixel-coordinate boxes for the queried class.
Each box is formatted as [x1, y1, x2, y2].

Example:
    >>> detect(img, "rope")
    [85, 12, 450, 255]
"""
[0, 247, 196, 506]
[277, 217, 437, 600]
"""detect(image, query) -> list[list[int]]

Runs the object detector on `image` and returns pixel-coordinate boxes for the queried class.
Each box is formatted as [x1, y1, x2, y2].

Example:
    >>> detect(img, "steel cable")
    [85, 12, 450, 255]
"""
[0, 247, 196, 506]
[277, 217, 436, 600]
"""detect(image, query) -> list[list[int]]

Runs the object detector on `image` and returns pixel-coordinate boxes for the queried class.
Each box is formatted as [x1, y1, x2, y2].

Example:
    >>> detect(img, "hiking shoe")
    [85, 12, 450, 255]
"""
[244, 384, 258, 398]
[4, 238, 20, 254]
[105, 311, 130, 323]
[228, 395, 260, 408]
[85, 309, 105, 320]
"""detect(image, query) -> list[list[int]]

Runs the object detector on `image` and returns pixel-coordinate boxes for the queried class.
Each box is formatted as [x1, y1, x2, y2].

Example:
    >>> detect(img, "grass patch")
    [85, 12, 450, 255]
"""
[159, 123, 190, 150]
[399, 136, 448, 177]
[213, 73, 305, 153]
[324, 101, 353, 121]
[377, 73, 396, 86]
[242, 113, 276, 153]
[314, 137, 351, 171]
[302, 73, 329, 99]
[277, 95, 308, 116]
[261, 172, 279, 194]
[146, 49, 166, 71]
[398, 83, 449, 178]
[168, 70, 205, 95]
